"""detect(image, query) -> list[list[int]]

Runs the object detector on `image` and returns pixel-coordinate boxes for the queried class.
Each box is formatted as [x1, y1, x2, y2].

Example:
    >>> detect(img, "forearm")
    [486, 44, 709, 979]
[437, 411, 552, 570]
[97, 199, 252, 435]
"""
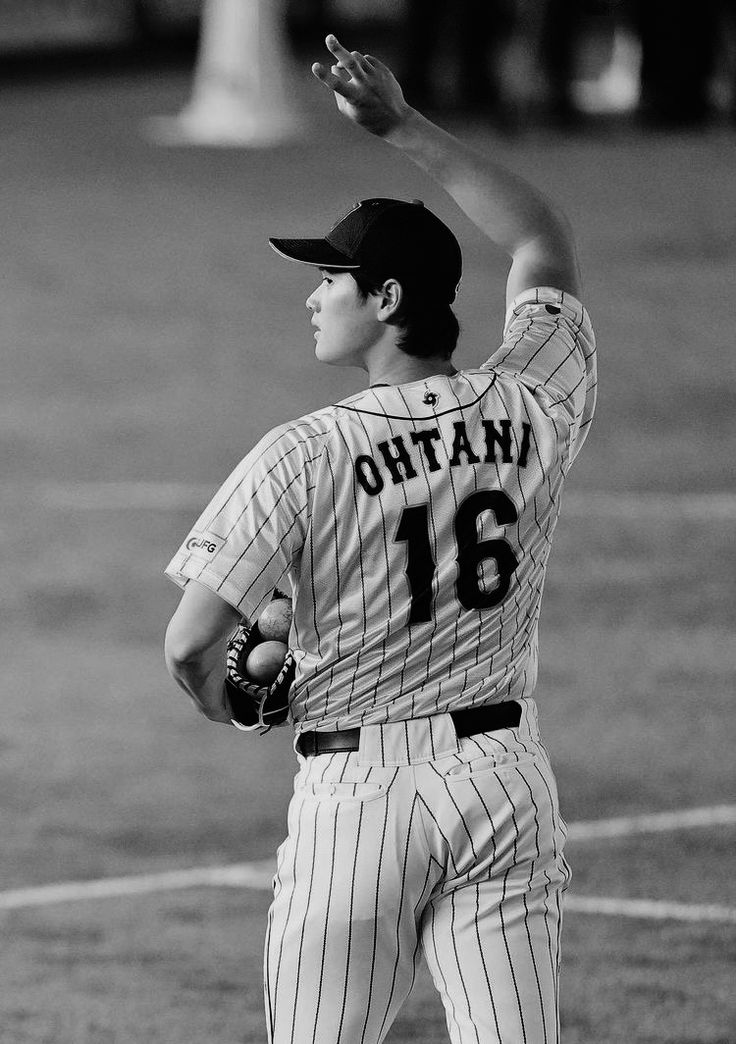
[165, 637, 232, 724]
[311, 35, 580, 298]
[165, 580, 243, 724]
[385, 109, 571, 260]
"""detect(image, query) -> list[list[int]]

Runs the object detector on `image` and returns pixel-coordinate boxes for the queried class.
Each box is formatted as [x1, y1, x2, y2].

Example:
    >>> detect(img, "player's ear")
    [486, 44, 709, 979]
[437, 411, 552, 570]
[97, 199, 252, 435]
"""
[375, 278, 403, 322]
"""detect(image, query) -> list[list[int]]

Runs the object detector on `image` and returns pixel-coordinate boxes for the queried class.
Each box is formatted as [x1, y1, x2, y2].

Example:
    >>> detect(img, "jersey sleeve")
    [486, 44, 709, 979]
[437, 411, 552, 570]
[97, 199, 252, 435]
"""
[165, 422, 319, 622]
[483, 286, 597, 462]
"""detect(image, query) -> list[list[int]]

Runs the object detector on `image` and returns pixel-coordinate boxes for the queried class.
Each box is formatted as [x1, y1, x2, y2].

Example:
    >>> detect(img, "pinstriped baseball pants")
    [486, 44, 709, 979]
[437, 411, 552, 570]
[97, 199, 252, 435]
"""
[264, 699, 571, 1044]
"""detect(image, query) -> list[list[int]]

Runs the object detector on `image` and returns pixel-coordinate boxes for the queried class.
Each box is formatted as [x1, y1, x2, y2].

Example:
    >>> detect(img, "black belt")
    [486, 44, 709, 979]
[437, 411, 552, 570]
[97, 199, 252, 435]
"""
[296, 701, 522, 757]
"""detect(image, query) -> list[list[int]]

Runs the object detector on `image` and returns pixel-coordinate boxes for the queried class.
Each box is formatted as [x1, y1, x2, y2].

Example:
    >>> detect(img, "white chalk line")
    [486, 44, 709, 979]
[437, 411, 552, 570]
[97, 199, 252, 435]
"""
[2, 870, 733, 925]
[566, 896, 736, 924]
[24, 483, 736, 520]
[567, 803, 736, 839]
[0, 862, 275, 912]
[2, 805, 735, 920]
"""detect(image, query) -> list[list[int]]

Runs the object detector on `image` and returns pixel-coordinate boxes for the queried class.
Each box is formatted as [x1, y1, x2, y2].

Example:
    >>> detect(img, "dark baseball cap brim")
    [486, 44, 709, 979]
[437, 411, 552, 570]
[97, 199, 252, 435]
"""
[269, 237, 359, 270]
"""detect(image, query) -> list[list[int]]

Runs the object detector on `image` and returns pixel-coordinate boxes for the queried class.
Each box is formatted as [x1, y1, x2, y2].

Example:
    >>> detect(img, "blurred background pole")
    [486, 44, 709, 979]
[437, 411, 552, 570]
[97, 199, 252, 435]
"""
[146, 0, 300, 146]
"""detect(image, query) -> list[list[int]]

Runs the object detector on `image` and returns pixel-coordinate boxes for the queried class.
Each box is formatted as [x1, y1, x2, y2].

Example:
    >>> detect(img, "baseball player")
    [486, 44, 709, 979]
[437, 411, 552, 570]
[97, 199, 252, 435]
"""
[165, 34, 596, 1044]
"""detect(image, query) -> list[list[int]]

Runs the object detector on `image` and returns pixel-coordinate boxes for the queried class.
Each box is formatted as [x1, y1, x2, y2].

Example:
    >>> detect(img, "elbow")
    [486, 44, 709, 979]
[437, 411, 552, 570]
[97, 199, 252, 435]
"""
[517, 199, 574, 257]
[509, 228, 581, 301]
[164, 626, 229, 723]
[164, 621, 202, 677]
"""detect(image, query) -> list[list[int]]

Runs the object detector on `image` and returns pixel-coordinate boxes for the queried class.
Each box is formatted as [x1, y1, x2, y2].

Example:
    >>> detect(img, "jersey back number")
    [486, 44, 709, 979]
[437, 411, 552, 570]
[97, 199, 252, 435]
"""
[394, 489, 519, 625]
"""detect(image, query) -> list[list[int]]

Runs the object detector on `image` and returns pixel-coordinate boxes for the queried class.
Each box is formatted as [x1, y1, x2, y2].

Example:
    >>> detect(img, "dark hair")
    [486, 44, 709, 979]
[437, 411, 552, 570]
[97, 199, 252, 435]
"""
[351, 269, 460, 360]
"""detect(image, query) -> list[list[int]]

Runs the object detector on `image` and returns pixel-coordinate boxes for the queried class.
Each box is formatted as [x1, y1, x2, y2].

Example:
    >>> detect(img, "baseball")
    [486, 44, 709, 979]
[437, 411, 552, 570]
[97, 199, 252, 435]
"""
[258, 598, 293, 642]
[246, 640, 288, 684]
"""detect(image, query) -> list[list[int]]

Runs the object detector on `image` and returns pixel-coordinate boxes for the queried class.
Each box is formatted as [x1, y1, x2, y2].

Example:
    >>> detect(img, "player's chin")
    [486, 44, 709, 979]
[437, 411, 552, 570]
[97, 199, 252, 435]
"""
[314, 337, 354, 367]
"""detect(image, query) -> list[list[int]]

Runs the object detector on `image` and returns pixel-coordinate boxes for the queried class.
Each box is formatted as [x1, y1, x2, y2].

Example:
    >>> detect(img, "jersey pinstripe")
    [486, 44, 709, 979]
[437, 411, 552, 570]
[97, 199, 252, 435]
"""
[166, 287, 596, 733]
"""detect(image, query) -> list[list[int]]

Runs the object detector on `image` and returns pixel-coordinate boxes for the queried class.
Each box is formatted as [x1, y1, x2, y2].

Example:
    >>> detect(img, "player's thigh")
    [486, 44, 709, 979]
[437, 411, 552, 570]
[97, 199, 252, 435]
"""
[421, 862, 568, 1044]
[417, 729, 570, 1044]
[265, 755, 434, 1044]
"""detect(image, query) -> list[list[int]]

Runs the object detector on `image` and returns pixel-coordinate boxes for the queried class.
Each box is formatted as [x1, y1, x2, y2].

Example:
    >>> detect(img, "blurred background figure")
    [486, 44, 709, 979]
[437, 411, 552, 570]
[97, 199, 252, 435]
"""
[398, 0, 636, 129]
[401, 0, 516, 120]
[635, 0, 724, 127]
[1, 0, 734, 132]
[542, 0, 736, 129]
[555, 0, 643, 124]
[538, 0, 593, 125]
[286, 0, 330, 46]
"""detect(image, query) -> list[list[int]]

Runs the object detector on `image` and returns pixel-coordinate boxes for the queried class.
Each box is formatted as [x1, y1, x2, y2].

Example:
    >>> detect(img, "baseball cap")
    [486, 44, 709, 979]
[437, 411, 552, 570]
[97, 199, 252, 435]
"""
[269, 198, 462, 304]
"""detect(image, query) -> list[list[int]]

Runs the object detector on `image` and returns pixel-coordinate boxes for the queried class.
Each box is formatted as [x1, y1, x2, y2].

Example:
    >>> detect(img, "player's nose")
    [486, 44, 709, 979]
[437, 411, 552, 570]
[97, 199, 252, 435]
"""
[305, 287, 319, 312]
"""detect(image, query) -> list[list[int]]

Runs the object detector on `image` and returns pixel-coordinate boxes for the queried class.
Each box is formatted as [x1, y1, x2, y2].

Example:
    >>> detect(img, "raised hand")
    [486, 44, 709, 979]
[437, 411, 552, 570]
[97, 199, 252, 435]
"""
[311, 34, 412, 138]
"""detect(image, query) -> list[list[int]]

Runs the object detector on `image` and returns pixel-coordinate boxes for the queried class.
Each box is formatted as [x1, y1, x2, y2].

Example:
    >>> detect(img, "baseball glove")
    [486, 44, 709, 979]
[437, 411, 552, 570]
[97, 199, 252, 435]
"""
[224, 621, 295, 733]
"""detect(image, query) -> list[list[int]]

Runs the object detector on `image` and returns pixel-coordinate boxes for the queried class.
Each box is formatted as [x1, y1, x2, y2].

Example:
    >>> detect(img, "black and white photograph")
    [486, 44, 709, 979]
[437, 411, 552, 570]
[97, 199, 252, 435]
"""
[2, 1, 735, 1042]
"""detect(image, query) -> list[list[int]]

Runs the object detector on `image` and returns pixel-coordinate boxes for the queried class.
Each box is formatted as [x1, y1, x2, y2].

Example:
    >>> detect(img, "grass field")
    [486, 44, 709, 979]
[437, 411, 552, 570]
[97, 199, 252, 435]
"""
[2, 58, 735, 1044]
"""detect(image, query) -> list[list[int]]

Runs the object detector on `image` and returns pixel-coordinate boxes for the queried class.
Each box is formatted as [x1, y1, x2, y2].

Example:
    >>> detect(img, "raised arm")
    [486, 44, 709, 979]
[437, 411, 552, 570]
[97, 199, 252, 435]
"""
[312, 35, 580, 308]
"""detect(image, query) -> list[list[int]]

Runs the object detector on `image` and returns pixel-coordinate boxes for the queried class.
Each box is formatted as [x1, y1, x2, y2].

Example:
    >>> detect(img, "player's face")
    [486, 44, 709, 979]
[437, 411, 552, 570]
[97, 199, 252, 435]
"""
[306, 270, 381, 367]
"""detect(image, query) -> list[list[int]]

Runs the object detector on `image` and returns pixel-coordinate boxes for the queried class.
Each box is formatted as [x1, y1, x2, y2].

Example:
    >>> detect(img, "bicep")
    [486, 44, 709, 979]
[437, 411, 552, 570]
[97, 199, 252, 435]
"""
[165, 580, 242, 663]
[505, 228, 581, 312]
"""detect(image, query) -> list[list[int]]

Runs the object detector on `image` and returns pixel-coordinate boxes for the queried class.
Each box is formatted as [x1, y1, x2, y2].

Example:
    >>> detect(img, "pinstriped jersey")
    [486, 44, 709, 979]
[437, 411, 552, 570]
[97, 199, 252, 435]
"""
[166, 287, 596, 732]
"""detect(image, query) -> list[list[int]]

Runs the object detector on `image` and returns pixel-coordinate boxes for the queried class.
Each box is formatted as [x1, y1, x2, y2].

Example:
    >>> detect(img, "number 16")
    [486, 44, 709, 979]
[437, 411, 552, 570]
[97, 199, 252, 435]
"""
[394, 490, 519, 625]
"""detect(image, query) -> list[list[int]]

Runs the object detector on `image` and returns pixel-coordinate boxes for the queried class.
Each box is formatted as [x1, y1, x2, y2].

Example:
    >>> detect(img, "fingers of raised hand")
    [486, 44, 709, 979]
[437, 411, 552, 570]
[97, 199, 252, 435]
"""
[325, 34, 352, 64]
[311, 62, 356, 98]
[331, 63, 352, 84]
[325, 35, 372, 77]
[350, 50, 371, 76]
[363, 54, 386, 72]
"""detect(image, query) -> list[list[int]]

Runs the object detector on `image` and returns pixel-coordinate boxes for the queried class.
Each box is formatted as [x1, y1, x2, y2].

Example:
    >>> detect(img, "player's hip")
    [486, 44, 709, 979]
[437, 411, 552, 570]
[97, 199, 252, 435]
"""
[290, 655, 538, 733]
[282, 698, 568, 897]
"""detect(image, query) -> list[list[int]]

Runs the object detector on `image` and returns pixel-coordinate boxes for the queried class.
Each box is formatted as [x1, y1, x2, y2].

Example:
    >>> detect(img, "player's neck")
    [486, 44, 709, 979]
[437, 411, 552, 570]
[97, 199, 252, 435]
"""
[365, 347, 457, 387]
